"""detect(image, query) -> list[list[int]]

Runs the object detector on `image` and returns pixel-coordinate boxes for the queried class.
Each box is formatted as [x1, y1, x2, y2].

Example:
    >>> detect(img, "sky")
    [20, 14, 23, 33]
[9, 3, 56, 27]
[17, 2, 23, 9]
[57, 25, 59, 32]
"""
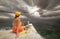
[0, 0, 60, 39]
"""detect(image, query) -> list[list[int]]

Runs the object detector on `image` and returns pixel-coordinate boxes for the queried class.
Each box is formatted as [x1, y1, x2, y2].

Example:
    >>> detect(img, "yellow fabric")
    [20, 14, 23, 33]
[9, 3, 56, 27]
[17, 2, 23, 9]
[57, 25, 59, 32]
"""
[15, 11, 21, 16]
[20, 30, 30, 35]
[20, 31, 26, 35]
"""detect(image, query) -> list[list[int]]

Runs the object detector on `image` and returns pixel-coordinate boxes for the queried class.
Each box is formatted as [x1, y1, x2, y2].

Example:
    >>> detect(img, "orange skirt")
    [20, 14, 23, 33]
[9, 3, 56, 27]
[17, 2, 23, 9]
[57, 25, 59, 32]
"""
[12, 26, 24, 33]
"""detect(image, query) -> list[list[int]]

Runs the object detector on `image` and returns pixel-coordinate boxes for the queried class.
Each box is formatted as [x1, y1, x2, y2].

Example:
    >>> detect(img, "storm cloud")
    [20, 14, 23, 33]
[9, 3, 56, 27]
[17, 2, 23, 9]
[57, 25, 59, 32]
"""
[0, 0, 60, 39]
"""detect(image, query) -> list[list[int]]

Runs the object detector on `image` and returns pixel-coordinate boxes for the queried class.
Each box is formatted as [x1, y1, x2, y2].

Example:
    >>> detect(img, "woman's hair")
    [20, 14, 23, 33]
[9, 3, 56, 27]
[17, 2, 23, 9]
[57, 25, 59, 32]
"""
[15, 15, 19, 18]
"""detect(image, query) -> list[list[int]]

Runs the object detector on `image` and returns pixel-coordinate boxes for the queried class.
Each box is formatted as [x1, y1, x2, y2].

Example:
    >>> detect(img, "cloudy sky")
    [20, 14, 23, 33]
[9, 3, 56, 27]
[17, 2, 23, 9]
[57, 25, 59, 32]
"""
[0, 0, 60, 39]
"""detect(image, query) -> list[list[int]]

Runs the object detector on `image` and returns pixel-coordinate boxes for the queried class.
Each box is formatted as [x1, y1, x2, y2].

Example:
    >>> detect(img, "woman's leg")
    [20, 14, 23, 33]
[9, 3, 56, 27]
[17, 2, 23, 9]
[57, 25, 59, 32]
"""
[15, 32, 19, 39]
[15, 27, 19, 39]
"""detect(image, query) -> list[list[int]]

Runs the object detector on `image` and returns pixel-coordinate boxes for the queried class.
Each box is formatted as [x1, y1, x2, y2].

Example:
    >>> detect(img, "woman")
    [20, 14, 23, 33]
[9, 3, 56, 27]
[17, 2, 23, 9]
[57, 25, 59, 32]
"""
[12, 11, 24, 39]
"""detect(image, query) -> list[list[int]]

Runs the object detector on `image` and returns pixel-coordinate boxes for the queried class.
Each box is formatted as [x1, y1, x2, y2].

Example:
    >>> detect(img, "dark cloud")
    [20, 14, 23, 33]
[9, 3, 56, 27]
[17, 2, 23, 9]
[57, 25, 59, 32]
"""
[0, 0, 60, 39]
